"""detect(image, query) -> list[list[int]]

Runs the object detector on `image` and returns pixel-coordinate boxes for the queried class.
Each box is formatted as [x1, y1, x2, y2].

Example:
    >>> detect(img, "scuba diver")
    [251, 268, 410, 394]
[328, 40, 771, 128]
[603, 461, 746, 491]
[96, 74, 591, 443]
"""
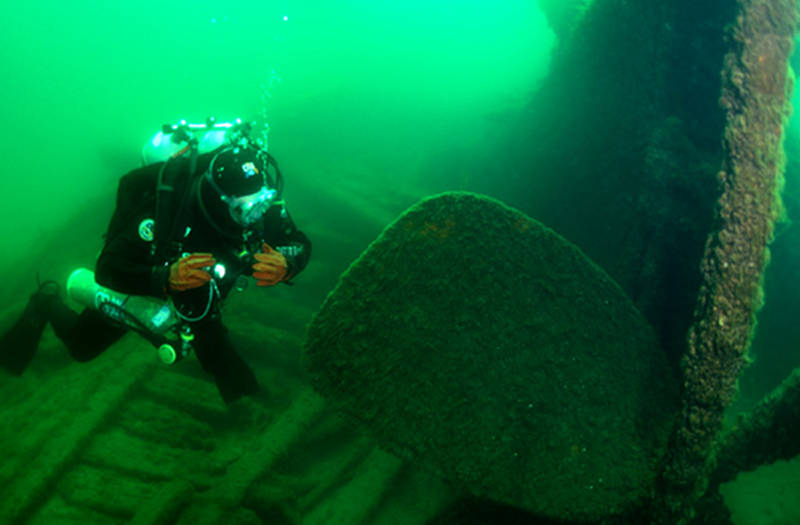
[0, 119, 311, 404]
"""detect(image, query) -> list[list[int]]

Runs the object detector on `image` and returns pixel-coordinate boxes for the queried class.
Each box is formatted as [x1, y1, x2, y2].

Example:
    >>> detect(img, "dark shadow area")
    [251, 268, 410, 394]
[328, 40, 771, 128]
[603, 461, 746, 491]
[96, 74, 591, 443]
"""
[480, 0, 738, 367]
[428, 497, 576, 525]
[428, 496, 654, 525]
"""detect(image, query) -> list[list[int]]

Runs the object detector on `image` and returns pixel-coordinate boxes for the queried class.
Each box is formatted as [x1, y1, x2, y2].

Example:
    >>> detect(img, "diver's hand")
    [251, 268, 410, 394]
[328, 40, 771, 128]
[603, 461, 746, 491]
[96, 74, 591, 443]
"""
[253, 243, 288, 286]
[169, 253, 216, 292]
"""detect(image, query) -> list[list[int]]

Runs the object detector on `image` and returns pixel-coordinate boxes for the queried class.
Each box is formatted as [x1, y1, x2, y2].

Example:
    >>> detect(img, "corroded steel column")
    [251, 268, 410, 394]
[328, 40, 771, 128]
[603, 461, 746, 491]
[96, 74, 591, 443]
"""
[654, 0, 798, 522]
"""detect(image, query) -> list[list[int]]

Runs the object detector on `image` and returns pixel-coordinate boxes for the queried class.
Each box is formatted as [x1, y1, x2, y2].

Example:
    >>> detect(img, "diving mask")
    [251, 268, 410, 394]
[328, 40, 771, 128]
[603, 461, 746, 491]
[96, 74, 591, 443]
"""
[224, 187, 277, 227]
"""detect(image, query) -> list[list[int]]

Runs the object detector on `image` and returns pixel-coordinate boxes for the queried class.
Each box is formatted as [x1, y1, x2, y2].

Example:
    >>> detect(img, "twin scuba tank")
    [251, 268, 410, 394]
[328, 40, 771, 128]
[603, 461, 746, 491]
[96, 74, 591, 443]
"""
[67, 118, 258, 365]
[140, 117, 261, 165]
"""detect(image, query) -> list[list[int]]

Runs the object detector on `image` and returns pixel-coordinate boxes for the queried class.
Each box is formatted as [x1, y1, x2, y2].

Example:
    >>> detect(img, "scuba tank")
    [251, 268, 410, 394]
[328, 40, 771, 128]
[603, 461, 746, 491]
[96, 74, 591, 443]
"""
[141, 117, 266, 166]
[142, 117, 230, 165]
[66, 268, 192, 365]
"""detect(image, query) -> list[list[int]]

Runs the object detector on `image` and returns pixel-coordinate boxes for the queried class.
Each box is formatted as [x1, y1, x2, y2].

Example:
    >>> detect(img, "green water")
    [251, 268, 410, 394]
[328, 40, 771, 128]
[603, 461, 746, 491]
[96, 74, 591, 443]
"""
[2, 1, 800, 523]
[0, 0, 553, 277]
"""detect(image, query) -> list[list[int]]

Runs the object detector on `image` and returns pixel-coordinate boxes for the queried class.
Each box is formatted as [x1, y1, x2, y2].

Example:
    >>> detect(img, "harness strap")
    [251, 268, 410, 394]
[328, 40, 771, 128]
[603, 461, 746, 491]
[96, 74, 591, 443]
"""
[152, 157, 191, 261]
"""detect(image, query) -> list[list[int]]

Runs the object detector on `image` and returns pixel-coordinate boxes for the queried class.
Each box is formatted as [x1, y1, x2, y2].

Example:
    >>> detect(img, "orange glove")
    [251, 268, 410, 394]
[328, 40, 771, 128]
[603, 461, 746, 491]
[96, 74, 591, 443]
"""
[169, 253, 216, 292]
[252, 243, 288, 286]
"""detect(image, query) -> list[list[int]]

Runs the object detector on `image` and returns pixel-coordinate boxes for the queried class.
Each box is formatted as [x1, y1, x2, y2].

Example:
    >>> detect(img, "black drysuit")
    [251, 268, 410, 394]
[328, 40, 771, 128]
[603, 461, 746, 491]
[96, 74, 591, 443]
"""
[49, 153, 311, 403]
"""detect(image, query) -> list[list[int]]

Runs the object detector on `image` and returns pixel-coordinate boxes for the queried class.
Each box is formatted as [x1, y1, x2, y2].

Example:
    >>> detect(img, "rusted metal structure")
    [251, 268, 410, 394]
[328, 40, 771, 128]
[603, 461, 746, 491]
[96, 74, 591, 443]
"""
[654, 0, 798, 522]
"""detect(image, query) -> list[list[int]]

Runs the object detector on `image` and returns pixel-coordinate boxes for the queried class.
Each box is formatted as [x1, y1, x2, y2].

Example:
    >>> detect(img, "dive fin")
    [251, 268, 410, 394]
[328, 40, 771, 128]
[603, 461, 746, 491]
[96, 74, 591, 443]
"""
[0, 281, 59, 376]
